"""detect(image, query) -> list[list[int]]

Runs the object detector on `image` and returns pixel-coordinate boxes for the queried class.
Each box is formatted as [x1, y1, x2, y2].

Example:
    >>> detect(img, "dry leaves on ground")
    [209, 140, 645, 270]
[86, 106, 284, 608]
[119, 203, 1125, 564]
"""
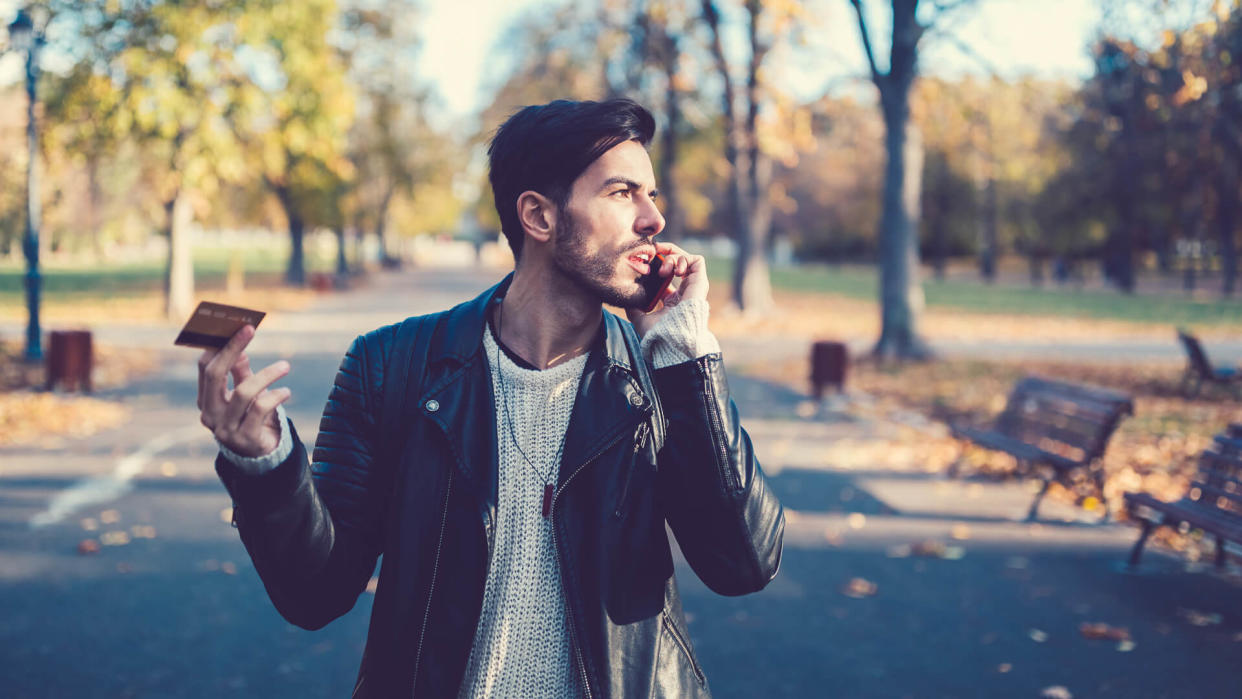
[0, 339, 153, 446]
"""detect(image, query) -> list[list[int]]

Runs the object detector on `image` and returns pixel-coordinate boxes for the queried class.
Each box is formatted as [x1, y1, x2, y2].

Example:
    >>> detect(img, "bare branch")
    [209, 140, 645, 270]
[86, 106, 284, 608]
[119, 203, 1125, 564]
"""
[849, 0, 883, 83]
[930, 26, 1000, 79]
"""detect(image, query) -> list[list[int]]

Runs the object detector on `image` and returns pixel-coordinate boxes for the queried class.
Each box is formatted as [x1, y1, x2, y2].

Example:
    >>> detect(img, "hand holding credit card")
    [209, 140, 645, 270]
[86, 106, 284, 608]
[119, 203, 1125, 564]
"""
[184, 302, 292, 459]
[175, 301, 266, 349]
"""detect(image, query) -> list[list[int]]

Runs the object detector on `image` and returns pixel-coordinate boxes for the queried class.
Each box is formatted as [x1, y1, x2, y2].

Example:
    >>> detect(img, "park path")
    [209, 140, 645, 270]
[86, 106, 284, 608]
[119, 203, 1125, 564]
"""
[0, 263, 1240, 698]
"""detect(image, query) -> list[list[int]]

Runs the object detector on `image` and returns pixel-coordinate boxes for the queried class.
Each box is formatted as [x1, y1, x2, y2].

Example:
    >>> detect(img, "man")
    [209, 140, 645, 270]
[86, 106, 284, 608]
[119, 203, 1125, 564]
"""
[197, 98, 784, 698]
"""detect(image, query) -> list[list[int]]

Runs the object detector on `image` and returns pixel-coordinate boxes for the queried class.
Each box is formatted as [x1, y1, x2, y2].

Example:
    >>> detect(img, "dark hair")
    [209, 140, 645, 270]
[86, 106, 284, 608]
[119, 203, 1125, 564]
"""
[488, 98, 656, 260]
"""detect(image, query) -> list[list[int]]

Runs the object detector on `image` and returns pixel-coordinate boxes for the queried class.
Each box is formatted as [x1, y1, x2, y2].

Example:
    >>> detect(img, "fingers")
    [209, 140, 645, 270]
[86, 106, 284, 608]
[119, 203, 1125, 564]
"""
[222, 385, 293, 458]
[199, 326, 255, 418]
[221, 360, 290, 433]
[655, 242, 699, 277]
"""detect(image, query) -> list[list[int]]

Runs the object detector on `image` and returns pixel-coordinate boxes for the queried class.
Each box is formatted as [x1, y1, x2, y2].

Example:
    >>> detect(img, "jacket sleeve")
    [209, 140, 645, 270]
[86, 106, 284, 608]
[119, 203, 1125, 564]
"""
[214, 331, 391, 630]
[654, 353, 785, 596]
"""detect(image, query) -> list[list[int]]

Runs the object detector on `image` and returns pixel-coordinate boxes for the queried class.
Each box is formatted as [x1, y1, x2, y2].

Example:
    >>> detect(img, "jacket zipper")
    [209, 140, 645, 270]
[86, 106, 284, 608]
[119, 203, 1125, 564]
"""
[411, 468, 453, 697]
[699, 362, 738, 493]
[614, 422, 649, 519]
[661, 613, 706, 687]
[550, 425, 636, 699]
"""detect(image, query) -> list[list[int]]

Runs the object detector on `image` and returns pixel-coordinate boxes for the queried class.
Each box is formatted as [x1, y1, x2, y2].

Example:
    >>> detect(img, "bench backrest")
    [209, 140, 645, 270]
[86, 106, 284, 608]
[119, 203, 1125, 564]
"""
[1191, 445, 1242, 520]
[1177, 329, 1214, 375]
[993, 376, 1134, 465]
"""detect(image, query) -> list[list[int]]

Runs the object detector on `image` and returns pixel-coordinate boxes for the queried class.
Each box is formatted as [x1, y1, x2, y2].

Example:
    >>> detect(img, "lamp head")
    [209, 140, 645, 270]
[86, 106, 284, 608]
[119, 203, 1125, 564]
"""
[7, 9, 34, 53]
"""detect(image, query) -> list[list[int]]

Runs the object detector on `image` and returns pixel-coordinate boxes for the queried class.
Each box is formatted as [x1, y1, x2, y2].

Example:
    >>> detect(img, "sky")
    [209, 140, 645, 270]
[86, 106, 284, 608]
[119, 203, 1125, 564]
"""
[1, 0, 1104, 117]
[417, 0, 1105, 119]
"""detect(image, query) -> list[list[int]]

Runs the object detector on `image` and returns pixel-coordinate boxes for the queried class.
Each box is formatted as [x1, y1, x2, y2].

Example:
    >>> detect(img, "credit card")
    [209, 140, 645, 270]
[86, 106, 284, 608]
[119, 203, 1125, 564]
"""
[174, 301, 266, 349]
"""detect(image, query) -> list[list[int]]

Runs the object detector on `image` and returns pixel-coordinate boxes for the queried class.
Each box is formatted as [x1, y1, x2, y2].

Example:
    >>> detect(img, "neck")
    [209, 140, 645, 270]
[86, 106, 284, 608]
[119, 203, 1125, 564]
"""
[497, 264, 602, 370]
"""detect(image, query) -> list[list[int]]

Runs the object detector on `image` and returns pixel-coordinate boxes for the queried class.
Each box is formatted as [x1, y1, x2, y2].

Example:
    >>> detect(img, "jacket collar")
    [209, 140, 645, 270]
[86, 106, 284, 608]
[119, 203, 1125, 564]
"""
[428, 272, 635, 373]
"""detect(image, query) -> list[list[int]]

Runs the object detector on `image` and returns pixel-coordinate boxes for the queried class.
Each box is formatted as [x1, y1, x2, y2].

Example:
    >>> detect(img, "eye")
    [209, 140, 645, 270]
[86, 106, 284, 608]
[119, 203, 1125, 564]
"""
[611, 189, 632, 198]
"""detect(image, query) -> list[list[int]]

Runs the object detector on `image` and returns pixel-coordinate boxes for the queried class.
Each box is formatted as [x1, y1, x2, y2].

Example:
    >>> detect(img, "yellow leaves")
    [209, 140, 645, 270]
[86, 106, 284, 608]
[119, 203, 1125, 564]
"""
[1172, 70, 1208, 106]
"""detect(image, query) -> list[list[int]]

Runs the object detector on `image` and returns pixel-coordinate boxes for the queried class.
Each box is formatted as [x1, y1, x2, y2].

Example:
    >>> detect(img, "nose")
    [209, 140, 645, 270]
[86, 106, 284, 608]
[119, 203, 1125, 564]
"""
[636, 195, 665, 238]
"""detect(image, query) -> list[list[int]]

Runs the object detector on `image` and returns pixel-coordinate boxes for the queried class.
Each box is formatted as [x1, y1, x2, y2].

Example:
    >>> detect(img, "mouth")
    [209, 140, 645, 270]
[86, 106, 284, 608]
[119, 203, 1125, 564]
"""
[626, 248, 657, 276]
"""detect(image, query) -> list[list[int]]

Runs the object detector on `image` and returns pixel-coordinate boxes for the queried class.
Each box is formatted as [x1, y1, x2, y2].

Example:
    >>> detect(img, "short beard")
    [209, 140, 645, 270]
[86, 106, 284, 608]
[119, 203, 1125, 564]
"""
[551, 206, 652, 308]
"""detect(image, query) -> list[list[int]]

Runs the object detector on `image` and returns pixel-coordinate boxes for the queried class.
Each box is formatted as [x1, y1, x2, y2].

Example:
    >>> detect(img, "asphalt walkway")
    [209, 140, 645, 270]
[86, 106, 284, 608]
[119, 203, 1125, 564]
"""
[1, 265, 1239, 698]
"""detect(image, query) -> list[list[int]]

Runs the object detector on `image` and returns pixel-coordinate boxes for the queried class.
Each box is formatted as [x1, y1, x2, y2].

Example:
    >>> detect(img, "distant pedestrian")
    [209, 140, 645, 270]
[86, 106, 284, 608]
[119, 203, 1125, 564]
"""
[194, 98, 784, 697]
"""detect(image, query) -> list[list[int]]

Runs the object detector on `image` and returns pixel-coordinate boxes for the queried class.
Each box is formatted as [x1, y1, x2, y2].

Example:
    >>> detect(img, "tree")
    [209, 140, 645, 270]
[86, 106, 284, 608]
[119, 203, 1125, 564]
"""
[701, 0, 804, 313]
[101, 0, 251, 319]
[849, 0, 971, 359]
[228, 0, 355, 286]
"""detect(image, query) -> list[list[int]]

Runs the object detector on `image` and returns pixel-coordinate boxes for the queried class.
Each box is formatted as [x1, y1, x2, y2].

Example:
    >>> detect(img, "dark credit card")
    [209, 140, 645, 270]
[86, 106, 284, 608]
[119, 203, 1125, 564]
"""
[174, 301, 266, 349]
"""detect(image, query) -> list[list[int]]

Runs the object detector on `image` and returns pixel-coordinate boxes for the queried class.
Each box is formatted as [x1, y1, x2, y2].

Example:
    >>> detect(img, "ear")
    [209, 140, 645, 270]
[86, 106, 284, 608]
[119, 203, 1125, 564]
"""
[516, 190, 557, 245]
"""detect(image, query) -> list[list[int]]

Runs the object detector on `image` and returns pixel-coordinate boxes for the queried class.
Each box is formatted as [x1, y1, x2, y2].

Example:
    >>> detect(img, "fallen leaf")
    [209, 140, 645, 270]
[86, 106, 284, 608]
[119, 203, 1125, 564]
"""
[1029, 629, 1049, 643]
[1080, 623, 1130, 641]
[77, 539, 100, 555]
[847, 513, 866, 529]
[997, 663, 1012, 673]
[1178, 609, 1223, 626]
[912, 540, 946, 557]
[950, 524, 972, 540]
[99, 509, 120, 524]
[1041, 686, 1072, 699]
[221, 561, 237, 575]
[160, 461, 177, 477]
[841, 577, 877, 598]
[100, 531, 130, 546]
[942, 546, 966, 560]
[886, 544, 912, 558]
[1117, 640, 1136, 652]
[80, 517, 98, 531]
[130, 525, 157, 539]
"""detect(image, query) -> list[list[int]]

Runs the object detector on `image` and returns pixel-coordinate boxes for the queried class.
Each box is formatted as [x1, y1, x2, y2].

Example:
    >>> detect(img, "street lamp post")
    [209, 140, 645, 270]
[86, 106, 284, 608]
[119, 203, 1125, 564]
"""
[9, 8, 44, 361]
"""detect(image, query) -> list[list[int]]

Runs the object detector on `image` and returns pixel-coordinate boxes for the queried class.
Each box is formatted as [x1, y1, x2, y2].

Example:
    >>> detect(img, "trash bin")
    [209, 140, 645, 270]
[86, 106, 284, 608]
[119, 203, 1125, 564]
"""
[46, 330, 93, 393]
[810, 340, 848, 399]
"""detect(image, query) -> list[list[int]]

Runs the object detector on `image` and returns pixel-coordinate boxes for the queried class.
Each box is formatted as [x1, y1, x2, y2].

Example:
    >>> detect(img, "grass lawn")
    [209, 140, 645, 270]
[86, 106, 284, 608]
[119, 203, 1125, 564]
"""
[707, 259, 1242, 327]
[0, 245, 337, 304]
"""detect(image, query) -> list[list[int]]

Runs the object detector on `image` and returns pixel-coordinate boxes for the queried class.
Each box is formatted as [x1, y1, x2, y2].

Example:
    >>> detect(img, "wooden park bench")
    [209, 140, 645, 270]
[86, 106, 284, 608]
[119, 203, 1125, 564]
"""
[950, 376, 1134, 522]
[1177, 329, 1242, 398]
[1123, 431, 1242, 569]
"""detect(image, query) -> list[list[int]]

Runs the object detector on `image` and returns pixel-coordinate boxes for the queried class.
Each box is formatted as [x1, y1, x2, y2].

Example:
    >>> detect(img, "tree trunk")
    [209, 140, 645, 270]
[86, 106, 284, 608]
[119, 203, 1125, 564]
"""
[335, 226, 349, 276]
[874, 101, 931, 360]
[702, 0, 751, 310]
[376, 187, 394, 264]
[735, 155, 774, 311]
[977, 173, 997, 283]
[88, 155, 105, 263]
[1218, 170, 1238, 296]
[658, 52, 682, 242]
[163, 191, 195, 321]
[275, 186, 306, 286]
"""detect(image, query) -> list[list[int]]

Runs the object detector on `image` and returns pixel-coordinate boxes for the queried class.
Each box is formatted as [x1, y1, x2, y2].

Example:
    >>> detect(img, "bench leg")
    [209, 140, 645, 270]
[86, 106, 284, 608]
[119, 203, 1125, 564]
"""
[1025, 477, 1052, 522]
[1092, 468, 1110, 523]
[1128, 521, 1154, 569]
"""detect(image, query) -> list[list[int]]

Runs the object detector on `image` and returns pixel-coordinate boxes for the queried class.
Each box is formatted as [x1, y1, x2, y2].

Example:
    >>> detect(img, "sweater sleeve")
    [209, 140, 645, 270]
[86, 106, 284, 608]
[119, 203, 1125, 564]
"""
[638, 297, 723, 369]
[216, 404, 294, 475]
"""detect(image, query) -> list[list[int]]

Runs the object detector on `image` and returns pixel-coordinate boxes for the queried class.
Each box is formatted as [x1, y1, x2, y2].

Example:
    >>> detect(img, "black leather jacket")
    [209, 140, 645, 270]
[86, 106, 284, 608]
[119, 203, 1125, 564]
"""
[215, 277, 785, 698]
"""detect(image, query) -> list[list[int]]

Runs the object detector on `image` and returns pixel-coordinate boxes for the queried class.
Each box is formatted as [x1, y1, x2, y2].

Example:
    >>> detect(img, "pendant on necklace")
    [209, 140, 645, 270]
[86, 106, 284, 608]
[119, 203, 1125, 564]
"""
[542, 484, 553, 518]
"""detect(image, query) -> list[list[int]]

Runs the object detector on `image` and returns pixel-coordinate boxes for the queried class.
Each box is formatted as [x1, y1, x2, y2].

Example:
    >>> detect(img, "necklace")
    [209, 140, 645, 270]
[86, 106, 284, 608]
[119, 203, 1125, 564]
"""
[492, 299, 569, 518]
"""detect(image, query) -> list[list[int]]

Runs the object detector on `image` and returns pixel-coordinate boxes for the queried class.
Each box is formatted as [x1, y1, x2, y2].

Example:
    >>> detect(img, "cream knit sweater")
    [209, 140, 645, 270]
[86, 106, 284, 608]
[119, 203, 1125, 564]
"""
[219, 299, 721, 697]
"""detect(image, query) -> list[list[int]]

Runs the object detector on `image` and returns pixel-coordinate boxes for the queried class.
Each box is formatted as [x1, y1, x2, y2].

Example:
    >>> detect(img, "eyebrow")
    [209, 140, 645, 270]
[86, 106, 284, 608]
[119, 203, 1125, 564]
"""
[600, 176, 659, 199]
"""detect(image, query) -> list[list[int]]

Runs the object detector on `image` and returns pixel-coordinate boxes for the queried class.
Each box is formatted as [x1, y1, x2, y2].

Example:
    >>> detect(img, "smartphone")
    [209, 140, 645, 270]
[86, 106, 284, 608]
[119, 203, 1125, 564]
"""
[639, 252, 675, 313]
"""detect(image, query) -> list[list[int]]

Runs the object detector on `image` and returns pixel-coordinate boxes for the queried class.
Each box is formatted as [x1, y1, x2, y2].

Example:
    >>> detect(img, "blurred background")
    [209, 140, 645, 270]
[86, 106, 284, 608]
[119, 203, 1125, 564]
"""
[2, 1, 1242, 697]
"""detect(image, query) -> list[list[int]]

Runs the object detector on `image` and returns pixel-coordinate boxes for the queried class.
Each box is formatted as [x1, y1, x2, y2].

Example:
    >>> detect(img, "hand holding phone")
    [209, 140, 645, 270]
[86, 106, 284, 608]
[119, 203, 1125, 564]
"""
[642, 253, 676, 313]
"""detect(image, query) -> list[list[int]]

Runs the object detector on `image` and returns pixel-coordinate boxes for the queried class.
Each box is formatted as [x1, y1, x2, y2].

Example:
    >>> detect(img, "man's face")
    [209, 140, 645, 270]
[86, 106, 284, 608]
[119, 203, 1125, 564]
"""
[550, 140, 666, 308]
